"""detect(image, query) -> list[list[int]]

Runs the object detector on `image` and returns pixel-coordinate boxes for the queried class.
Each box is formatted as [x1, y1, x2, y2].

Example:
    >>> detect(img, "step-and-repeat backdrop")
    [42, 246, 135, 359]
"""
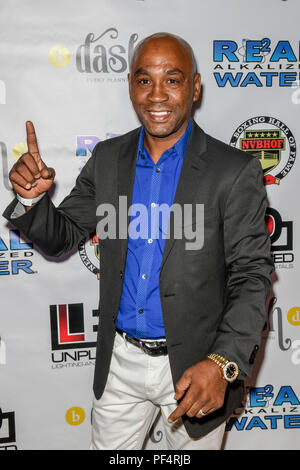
[1, 0, 299, 450]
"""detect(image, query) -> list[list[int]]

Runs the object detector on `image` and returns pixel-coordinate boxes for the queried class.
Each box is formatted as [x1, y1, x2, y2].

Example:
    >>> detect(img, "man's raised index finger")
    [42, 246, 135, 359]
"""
[26, 121, 39, 157]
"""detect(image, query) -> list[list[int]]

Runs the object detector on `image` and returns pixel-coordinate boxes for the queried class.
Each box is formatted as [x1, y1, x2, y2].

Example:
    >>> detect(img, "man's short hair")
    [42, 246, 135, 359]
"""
[130, 32, 198, 75]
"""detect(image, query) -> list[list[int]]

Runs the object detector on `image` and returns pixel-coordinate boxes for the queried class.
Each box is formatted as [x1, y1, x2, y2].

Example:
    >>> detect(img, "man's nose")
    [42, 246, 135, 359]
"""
[148, 82, 168, 102]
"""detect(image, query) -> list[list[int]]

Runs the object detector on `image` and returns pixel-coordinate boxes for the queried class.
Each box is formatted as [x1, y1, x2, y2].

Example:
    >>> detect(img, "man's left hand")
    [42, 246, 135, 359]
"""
[168, 359, 227, 423]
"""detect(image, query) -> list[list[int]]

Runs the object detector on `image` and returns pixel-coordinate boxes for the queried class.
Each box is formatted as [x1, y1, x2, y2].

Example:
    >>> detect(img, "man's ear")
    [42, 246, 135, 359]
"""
[193, 73, 201, 102]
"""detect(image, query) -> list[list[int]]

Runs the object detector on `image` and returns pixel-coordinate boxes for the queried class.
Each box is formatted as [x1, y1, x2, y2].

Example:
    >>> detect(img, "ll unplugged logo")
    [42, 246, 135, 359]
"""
[50, 303, 98, 368]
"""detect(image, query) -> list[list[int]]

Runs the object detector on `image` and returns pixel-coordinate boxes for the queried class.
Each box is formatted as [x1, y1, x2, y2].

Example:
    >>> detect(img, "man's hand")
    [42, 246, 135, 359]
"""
[9, 121, 55, 200]
[168, 358, 227, 423]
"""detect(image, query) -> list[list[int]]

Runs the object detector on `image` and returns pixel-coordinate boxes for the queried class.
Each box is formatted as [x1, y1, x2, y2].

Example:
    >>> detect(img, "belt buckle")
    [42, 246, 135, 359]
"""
[138, 339, 167, 356]
[139, 340, 155, 355]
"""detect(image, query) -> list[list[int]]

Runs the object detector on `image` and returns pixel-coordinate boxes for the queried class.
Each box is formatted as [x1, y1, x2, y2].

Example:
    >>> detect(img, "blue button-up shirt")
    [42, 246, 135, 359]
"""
[116, 119, 192, 339]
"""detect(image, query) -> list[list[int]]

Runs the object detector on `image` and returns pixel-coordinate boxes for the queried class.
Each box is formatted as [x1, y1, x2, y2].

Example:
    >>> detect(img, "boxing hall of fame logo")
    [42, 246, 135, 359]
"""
[230, 116, 296, 185]
[78, 232, 100, 279]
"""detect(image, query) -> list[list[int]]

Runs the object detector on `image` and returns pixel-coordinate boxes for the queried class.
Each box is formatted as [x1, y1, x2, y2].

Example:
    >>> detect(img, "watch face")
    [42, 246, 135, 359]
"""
[224, 362, 239, 382]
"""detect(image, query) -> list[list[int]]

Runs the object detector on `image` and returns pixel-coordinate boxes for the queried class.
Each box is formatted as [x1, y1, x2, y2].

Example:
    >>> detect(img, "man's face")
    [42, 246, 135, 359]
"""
[128, 37, 201, 141]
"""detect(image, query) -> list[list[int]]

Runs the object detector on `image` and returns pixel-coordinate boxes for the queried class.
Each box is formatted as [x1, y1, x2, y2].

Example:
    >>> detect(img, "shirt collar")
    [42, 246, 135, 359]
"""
[137, 117, 192, 162]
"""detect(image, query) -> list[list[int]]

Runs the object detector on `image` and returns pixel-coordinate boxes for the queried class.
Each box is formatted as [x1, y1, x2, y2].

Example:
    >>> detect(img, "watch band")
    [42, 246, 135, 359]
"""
[207, 353, 239, 382]
[16, 192, 46, 207]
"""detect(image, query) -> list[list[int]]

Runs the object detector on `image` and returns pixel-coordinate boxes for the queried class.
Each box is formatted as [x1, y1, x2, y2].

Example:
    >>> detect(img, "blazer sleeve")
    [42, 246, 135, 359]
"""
[211, 156, 274, 379]
[2, 144, 99, 257]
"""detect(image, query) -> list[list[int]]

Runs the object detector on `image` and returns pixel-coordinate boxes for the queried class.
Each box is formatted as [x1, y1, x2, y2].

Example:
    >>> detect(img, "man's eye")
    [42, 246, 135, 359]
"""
[138, 79, 150, 85]
[168, 78, 180, 84]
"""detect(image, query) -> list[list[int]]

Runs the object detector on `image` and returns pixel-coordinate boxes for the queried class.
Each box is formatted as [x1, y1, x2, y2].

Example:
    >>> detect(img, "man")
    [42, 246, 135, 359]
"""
[3, 33, 273, 450]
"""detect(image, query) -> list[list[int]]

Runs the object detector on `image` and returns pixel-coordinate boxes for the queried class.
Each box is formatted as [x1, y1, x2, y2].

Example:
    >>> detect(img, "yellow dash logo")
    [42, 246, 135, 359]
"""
[65, 406, 85, 426]
[12, 142, 27, 161]
[49, 45, 71, 68]
[287, 307, 300, 326]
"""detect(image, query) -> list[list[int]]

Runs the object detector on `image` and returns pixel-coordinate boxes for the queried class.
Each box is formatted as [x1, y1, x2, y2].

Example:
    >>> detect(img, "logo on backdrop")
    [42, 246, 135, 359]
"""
[226, 384, 300, 432]
[48, 45, 71, 68]
[265, 207, 294, 267]
[78, 232, 100, 278]
[263, 297, 300, 366]
[50, 302, 98, 368]
[230, 116, 296, 185]
[213, 38, 300, 87]
[65, 407, 86, 426]
[75, 133, 120, 172]
[0, 229, 35, 276]
[287, 307, 300, 327]
[0, 408, 17, 450]
[149, 416, 164, 444]
[76, 27, 138, 83]
[49, 29, 139, 82]
[12, 141, 27, 160]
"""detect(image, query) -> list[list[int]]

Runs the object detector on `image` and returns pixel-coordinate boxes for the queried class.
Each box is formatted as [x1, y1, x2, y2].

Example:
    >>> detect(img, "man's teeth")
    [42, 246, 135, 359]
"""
[149, 111, 170, 116]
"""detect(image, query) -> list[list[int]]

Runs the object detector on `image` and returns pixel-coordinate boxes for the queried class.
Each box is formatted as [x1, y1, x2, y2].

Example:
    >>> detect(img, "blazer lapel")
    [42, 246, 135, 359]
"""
[160, 121, 208, 271]
[117, 127, 141, 265]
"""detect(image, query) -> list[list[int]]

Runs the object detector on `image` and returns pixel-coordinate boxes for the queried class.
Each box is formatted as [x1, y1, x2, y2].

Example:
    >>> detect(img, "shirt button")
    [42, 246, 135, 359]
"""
[142, 273, 147, 279]
[156, 167, 161, 173]
[148, 238, 153, 244]
[151, 202, 156, 208]
[138, 308, 144, 314]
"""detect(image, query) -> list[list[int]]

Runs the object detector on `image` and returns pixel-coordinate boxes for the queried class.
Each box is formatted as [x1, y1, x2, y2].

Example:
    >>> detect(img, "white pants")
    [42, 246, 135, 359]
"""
[91, 331, 225, 450]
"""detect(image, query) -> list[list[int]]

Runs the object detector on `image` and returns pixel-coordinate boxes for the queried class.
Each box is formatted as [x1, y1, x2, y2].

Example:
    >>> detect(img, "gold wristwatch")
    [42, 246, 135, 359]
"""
[207, 353, 239, 382]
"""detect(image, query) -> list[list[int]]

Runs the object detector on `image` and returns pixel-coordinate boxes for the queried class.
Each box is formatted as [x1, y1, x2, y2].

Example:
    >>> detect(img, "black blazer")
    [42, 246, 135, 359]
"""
[3, 120, 273, 438]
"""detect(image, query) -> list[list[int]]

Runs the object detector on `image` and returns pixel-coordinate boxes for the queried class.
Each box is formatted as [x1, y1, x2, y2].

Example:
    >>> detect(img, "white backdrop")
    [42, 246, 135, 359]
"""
[0, 0, 299, 450]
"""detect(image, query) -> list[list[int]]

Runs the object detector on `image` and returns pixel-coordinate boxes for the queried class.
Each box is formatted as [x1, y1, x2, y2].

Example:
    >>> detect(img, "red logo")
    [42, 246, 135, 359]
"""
[50, 303, 97, 350]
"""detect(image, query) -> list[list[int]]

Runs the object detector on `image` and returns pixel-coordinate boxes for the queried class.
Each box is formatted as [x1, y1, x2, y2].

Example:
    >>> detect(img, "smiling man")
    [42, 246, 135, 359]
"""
[128, 34, 200, 163]
[3, 32, 273, 450]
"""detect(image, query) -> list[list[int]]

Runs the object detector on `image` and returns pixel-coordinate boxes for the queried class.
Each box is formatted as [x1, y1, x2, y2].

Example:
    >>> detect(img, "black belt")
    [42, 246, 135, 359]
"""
[116, 328, 168, 356]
